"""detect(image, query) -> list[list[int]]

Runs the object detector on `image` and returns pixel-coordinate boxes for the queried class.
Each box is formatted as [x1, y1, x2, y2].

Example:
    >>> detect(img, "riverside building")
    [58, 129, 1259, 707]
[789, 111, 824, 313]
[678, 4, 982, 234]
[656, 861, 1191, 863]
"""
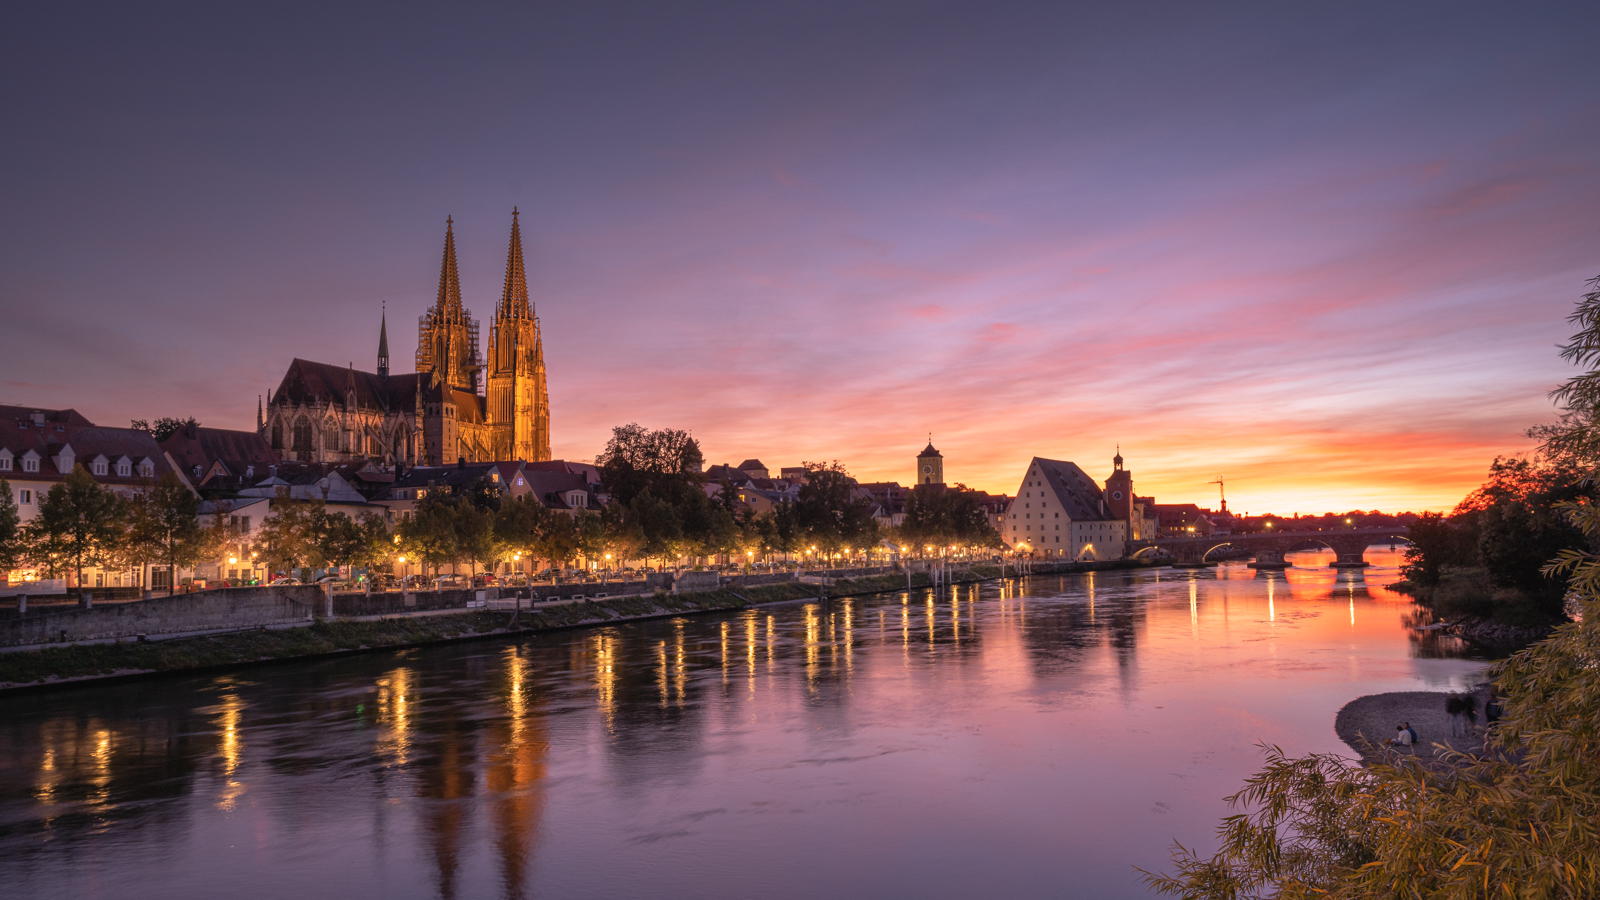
[1003, 451, 1157, 559]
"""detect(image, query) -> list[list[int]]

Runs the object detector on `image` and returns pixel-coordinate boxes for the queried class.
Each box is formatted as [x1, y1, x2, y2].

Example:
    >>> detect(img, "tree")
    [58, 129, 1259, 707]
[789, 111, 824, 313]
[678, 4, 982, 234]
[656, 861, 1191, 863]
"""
[535, 512, 580, 572]
[495, 494, 554, 570]
[345, 512, 394, 575]
[1447, 455, 1592, 617]
[27, 466, 125, 588]
[396, 491, 462, 577]
[255, 490, 328, 577]
[145, 471, 204, 590]
[131, 416, 200, 442]
[900, 486, 1002, 555]
[572, 510, 607, 569]
[457, 503, 498, 576]
[1399, 511, 1475, 587]
[792, 461, 879, 556]
[0, 478, 23, 576]
[596, 423, 704, 507]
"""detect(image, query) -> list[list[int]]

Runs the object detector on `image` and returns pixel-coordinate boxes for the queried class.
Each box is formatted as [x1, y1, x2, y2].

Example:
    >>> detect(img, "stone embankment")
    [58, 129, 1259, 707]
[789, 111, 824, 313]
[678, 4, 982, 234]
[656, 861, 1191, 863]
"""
[0, 559, 1158, 692]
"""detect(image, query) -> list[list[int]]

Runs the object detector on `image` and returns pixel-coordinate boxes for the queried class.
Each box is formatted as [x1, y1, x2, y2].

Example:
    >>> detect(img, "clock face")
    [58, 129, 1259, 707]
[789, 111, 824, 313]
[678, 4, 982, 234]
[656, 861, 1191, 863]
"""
[1112, 490, 1123, 500]
[922, 465, 932, 474]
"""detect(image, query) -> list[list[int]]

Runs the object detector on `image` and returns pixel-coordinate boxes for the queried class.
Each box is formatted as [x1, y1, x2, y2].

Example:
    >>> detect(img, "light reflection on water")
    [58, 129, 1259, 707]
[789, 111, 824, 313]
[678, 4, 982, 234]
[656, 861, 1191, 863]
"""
[0, 548, 1484, 899]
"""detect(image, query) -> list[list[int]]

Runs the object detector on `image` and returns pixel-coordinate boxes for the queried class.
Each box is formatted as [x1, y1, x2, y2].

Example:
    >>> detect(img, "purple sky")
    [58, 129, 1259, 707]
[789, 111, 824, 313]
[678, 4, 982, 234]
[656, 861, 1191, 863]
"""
[4, 2, 1597, 512]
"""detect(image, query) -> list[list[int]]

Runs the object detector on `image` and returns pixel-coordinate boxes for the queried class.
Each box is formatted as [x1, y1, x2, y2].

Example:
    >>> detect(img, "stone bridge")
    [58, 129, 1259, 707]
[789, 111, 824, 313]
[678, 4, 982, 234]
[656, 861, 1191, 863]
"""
[1125, 527, 1410, 568]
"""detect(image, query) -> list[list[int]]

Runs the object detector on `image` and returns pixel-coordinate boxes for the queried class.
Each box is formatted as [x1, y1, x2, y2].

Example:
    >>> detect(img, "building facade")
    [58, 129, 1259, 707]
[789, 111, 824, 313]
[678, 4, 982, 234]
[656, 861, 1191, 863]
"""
[261, 211, 552, 468]
[1001, 453, 1158, 559]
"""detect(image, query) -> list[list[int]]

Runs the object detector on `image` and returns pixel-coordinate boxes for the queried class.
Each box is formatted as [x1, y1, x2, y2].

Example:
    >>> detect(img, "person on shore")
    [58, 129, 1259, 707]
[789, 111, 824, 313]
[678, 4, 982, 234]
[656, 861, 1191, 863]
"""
[1446, 695, 1465, 736]
[1463, 694, 1478, 734]
[1405, 722, 1419, 746]
[1386, 725, 1413, 751]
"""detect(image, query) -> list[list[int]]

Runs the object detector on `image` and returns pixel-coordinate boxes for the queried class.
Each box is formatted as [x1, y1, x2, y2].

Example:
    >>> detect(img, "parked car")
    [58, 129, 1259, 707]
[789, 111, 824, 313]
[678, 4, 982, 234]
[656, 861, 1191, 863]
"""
[270, 577, 301, 586]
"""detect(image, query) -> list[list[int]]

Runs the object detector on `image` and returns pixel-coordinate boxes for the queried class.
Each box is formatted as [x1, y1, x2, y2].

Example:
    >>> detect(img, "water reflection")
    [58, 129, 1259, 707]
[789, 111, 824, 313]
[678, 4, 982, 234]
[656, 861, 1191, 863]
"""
[0, 550, 1484, 900]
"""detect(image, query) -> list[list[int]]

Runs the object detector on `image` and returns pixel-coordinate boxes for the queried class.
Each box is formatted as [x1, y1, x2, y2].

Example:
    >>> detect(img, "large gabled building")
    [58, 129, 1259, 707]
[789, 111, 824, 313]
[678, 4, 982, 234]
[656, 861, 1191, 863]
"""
[1002, 452, 1157, 559]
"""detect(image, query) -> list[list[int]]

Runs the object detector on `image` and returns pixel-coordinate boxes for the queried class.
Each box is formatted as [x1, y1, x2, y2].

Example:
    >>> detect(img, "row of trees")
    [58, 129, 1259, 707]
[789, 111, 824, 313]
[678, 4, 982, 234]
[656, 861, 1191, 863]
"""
[0, 425, 1004, 588]
[0, 469, 212, 590]
[385, 425, 1001, 577]
[0, 467, 394, 588]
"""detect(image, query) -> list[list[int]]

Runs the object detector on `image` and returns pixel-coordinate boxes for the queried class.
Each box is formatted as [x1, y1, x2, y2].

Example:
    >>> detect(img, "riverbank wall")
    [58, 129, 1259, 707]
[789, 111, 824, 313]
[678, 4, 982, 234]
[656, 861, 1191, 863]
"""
[0, 560, 1159, 693]
[0, 586, 322, 648]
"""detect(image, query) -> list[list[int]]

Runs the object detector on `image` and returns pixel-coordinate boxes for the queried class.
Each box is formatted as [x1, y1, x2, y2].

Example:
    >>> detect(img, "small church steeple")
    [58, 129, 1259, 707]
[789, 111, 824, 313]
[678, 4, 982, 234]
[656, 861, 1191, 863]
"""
[377, 302, 390, 379]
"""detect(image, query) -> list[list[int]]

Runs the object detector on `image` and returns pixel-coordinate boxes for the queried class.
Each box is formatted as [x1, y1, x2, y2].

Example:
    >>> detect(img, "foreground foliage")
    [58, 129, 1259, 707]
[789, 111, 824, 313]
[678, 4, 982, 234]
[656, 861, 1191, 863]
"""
[1147, 277, 1600, 897]
[1145, 582, 1600, 898]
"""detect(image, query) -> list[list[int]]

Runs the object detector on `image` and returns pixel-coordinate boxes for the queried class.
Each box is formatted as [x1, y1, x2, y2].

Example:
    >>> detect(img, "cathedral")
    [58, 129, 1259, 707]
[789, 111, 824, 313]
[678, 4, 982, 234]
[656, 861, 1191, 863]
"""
[261, 211, 551, 467]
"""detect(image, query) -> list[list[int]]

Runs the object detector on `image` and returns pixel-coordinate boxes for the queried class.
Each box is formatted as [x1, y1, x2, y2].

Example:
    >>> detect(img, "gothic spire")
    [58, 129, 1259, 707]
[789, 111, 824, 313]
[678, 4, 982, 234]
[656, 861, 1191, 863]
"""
[436, 216, 464, 320]
[377, 302, 390, 378]
[499, 207, 532, 319]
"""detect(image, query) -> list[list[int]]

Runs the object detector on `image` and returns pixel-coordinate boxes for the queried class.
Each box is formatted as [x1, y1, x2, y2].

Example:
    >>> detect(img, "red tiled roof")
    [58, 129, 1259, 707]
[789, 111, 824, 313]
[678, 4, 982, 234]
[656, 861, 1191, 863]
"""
[161, 425, 278, 480]
[0, 406, 174, 487]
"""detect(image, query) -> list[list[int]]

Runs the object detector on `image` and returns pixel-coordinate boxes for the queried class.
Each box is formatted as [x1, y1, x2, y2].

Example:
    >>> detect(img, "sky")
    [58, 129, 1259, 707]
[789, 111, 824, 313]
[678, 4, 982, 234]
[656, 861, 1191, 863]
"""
[3, 1, 1598, 514]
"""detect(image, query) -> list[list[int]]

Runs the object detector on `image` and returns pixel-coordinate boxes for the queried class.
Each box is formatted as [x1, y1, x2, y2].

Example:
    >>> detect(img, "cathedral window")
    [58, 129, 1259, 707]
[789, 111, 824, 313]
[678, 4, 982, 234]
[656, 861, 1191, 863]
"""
[271, 424, 283, 450]
[324, 424, 338, 449]
[292, 422, 312, 451]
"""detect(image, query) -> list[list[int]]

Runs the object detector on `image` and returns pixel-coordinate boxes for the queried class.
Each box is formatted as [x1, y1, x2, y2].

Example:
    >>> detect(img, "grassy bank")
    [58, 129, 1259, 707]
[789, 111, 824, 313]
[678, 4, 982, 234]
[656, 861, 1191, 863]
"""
[1390, 568, 1560, 650]
[1393, 568, 1559, 627]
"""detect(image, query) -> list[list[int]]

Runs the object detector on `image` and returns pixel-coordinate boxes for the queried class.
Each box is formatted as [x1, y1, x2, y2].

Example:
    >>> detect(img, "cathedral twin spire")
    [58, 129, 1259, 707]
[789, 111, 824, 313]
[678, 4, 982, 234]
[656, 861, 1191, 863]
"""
[412, 210, 542, 397]
[498, 208, 533, 321]
[436, 216, 466, 323]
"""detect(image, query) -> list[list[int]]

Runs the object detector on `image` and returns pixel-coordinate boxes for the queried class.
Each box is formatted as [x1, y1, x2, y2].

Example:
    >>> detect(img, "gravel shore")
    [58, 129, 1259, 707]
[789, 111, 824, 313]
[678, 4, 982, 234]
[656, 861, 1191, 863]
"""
[1334, 689, 1490, 762]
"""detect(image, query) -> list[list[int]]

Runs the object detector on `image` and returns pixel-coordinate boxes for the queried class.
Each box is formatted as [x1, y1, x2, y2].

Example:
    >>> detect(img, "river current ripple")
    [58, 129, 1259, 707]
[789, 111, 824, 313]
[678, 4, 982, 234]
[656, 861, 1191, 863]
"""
[0, 549, 1485, 899]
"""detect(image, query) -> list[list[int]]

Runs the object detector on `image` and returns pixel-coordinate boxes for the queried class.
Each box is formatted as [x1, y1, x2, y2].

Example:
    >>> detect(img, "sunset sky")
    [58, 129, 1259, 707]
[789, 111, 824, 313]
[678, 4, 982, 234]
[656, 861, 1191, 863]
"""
[4, 2, 1597, 514]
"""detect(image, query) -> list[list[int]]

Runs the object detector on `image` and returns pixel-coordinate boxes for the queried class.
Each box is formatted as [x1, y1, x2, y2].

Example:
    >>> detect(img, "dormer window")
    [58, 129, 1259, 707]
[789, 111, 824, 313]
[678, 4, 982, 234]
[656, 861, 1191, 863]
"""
[92, 456, 108, 476]
[22, 452, 40, 473]
[117, 456, 132, 477]
[138, 458, 154, 478]
[0, 450, 9, 472]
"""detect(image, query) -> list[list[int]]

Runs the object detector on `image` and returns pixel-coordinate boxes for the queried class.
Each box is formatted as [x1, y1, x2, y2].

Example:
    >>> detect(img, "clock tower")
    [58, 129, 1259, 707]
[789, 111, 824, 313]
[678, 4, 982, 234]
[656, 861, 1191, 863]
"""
[916, 439, 944, 485]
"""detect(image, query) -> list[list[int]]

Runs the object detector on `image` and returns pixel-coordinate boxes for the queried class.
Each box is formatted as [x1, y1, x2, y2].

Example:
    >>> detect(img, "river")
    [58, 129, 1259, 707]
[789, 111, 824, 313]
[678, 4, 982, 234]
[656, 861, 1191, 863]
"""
[0, 548, 1485, 899]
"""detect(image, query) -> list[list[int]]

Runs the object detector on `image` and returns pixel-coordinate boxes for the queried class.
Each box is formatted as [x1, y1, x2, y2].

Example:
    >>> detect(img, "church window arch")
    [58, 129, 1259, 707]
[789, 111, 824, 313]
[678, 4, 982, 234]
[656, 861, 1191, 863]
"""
[271, 423, 283, 450]
[324, 422, 338, 449]
[292, 420, 313, 452]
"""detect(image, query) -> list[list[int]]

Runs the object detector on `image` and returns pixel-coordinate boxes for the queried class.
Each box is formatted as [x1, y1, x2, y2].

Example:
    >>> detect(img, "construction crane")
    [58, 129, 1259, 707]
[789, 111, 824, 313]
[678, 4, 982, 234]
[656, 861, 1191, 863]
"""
[1208, 475, 1227, 513]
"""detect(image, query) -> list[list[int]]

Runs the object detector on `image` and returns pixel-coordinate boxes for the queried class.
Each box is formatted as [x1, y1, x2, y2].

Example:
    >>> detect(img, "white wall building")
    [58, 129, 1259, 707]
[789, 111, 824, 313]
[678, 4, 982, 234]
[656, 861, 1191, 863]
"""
[1003, 456, 1130, 559]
